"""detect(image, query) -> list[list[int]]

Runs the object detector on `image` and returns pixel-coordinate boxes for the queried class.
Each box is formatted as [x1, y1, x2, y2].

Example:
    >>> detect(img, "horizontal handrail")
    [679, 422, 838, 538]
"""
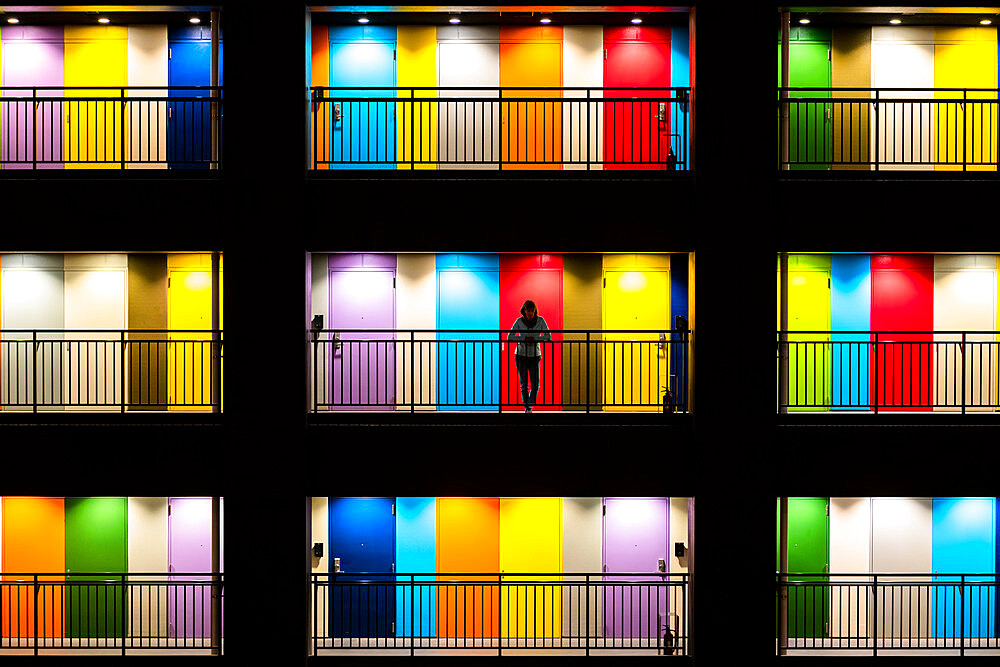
[317, 571, 687, 577]
[779, 330, 1000, 335]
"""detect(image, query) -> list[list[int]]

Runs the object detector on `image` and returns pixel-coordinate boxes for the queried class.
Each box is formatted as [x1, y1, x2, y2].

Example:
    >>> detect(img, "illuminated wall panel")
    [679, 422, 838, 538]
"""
[670, 25, 689, 167]
[830, 498, 871, 638]
[831, 255, 870, 409]
[781, 27, 832, 170]
[499, 26, 562, 170]
[127, 497, 168, 637]
[785, 255, 830, 410]
[499, 497, 561, 637]
[562, 254, 602, 409]
[396, 498, 436, 637]
[168, 497, 216, 639]
[932, 498, 996, 638]
[395, 254, 436, 409]
[167, 26, 222, 170]
[603, 498, 668, 638]
[127, 254, 168, 409]
[1, 25, 64, 169]
[786, 497, 829, 638]
[167, 254, 222, 411]
[871, 27, 934, 170]
[396, 26, 437, 170]
[437, 26, 499, 170]
[933, 28, 997, 171]
[1, 497, 64, 638]
[436, 497, 499, 638]
[127, 26, 167, 168]
[562, 26, 603, 169]
[832, 27, 871, 169]
[311, 24, 329, 169]
[562, 498, 602, 637]
[64, 26, 128, 169]
[872, 497, 932, 638]
[64, 497, 127, 638]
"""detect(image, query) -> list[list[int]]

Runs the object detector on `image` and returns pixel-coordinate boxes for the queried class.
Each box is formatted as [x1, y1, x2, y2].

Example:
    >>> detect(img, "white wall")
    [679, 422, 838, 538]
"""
[438, 26, 499, 170]
[871, 27, 935, 170]
[310, 254, 329, 409]
[395, 254, 437, 409]
[562, 497, 603, 637]
[127, 25, 168, 168]
[128, 497, 168, 637]
[562, 26, 603, 170]
[830, 498, 872, 637]
[871, 497, 933, 638]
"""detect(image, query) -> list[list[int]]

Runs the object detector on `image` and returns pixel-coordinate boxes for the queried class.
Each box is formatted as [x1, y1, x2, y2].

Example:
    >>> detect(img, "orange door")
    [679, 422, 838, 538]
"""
[500, 27, 562, 170]
[1, 497, 65, 638]
[437, 497, 500, 638]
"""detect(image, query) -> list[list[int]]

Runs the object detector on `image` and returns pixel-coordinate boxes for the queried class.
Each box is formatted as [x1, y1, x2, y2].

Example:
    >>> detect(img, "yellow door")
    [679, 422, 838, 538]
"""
[787, 264, 830, 410]
[934, 28, 998, 171]
[499, 497, 561, 638]
[603, 269, 669, 410]
[64, 27, 128, 169]
[167, 264, 222, 410]
[396, 26, 437, 170]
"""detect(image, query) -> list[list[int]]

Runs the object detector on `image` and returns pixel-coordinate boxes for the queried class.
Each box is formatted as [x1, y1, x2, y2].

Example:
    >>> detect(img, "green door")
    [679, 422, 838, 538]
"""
[779, 28, 832, 169]
[788, 256, 831, 410]
[787, 497, 830, 639]
[65, 497, 128, 639]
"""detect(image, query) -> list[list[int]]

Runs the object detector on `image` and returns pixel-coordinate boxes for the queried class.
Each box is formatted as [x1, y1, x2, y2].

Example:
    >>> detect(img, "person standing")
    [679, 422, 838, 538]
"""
[507, 299, 550, 412]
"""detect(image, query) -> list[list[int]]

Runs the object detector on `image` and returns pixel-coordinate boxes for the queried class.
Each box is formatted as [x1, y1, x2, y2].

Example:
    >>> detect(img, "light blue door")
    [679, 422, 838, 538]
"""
[932, 497, 996, 638]
[330, 27, 395, 169]
[437, 254, 500, 410]
[831, 255, 870, 410]
[395, 497, 436, 637]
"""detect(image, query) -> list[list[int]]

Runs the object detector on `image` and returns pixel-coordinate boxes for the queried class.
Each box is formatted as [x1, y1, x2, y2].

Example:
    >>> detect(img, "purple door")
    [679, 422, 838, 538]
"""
[168, 497, 220, 640]
[1, 26, 64, 169]
[330, 266, 396, 410]
[603, 498, 668, 639]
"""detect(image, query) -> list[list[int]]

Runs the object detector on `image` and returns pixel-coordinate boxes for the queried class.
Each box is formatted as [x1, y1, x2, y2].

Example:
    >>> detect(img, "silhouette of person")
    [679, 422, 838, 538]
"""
[507, 300, 550, 412]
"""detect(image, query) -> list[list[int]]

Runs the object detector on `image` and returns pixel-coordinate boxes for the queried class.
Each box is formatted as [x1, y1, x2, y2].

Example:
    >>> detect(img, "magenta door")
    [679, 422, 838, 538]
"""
[603, 497, 669, 639]
[330, 267, 396, 410]
[1, 26, 64, 169]
[168, 497, 218, 640]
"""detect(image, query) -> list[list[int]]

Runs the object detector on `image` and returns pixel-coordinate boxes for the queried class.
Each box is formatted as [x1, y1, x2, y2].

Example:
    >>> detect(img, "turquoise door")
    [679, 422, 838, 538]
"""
[932, 498, 996, 638]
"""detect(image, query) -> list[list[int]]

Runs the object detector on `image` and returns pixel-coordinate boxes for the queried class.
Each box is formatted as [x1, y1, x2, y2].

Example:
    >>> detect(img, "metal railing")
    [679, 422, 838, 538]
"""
[0, 86, 222, 168]
[0, 572, 222, 654]
[777, 572, 998, 655]
[0, 329, 223, 411]
[311, 86, 689, 169]
[778, 87, 999, 170]
[309, 328, 690, 412]
[777, 330, 999, 411]
[312, 571, 687, 655]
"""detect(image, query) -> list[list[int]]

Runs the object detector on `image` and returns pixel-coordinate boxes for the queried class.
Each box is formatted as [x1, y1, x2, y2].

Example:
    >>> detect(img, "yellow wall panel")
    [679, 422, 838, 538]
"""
[396, 26, 437, 170]
[500, 497, 561, 637]
[167, 254, 223, 411]
[934, 28, 998, 171]
[64, 26, 128, 169]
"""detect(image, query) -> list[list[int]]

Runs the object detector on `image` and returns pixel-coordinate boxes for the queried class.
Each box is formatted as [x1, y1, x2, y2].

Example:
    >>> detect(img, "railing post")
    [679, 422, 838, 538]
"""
[779, 11, 789, 170]
[498, 87, 503, 171]
[874, 90, 880, 171]
[410, 89, 416, 171]
[586, 89, 592, 171]
[585, 332, 591, 413]
[121, 88, 126, 170]
[585, 574, 590, 656]
[120, 330, 126, 413]
[32, 88, 37, 170]
[32, 330, 38, 413]
[33, 574, 39, 656]
[962, 89, 968, 172]
[961, 332, 967, 414]
[312, 333, 318, 413]
[497, 574, 502, 656]
[120, 573, 127, 656]
[872, 574, 877, 656]
[872, 332, 879, 414]
[960, 574, 966, 657]
[410, 331, 415, 413]
[410, 574, 415, 656]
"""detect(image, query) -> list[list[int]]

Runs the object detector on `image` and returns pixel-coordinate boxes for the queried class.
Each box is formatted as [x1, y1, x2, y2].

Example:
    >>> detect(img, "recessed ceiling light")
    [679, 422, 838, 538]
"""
[889, 18, 901, 25]
[189, 17, 201, 24]
[449, 17, 460, 24]
[98, 17, 110, 24]
[981, 19, 993, 25]
[540, 17, 551, 24]
[799, 18, 811, 25]
[357, 17, 369, 24]
[6, 17, 18, 24]
[631, 17, 643, 24]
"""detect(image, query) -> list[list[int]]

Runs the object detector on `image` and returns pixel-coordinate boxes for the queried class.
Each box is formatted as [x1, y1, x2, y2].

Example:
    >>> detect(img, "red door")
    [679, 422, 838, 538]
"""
[604, 27, 670, 170]
[500, 254, 563, 410]
[870, 255, 934, 411]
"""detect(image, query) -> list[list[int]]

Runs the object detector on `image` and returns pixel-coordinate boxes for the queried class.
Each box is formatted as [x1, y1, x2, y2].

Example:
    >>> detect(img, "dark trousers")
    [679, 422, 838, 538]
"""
[514, 355, 540, 407]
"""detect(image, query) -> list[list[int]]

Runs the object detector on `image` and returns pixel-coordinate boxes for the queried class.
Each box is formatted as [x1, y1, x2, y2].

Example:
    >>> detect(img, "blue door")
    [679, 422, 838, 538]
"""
[329, 497, 396, 637]
[831, 255, 870, 410]
[330, 26, 395, 169]
[395, 497, 436, 637]
[168, 26, 223, 169]
[437, 254, 500, 410]
[932, 498, 996, 639]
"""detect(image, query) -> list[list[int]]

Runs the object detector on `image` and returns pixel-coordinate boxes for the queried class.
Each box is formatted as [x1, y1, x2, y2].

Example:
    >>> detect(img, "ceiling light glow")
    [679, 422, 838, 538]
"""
[357, 17, 369, 24]
[799, 18, 811, 24]
[189, 17, 201, 24]
[449, 17, 460, 24]
[889, 18, 901, 25]
[631, 17, 642, 24]
[540, 17, 551, 24]
[98, 17, 110, 24]
[981, 19, 993, 25]
[6, 17, 18, 24]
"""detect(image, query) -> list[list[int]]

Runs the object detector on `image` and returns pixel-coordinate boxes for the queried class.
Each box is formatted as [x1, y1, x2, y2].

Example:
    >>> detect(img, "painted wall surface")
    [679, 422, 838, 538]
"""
[64, 497, 127, 638]
[396, 497, 436, 637]
[168, 497, 214, 639]
[669, 25, 690, 169]
[830, 498, 871, 637]
[499, 254, 562, 410]
[395, 254, 437, 409]
[871, 27, 935, 170]
[329, 26, 396, 169]
[603, 498, 668, 638]
[786, 497, 829, 638]
[602, 255, 670, 410]
[562, 254, 602, 409]
[1, 26, 64, 169]
[328, 497, 395, 637]
[127, 497, 168, 637]
[562, 26, 603, 169]
[604, 27, 671, 170]
[1, 497, 64, 638]
[437, 26, 500, 169]
[831, 255, 870, 409]
[311, 25, 330, 169]
[167, 26, 222, 169]
[167, 254, 222, 411]
[562, 498, 602, 637]
[500, 26, 562, 170]
[932, 498, 996, 638]
[669, 253, 689, 409]
[781, 28, 832, 169]
[870, 255, 934, 410]
[64, 26, 128, 169]
[933, 28, 997, 171]
[871, 497, 932, 638]
[127, 26, 167, 168]
[499, 497, 561, 637]
[933, 255, 996, 410]
[436, 497, 499, 638]
[786, 252, 831, 411]
[127, 254, 167, 409]
[396, 26, 437, 169]
[436, 254, 500, 409]
[832, 27, 871, 169]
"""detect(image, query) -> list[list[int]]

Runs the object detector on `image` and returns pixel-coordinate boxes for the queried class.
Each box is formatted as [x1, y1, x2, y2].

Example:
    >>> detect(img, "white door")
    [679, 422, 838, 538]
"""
[64, 266, 127, 410]
[1, 267, 64, 410]
[871, 28, 935, 170]
[871, 497, 933, 639]
[438, 29, 499, 170]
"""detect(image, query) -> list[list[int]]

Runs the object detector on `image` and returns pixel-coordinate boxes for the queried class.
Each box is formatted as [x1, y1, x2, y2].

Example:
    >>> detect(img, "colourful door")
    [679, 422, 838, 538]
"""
[167, 264, 222, 411]
[168, 26, 221, 169]
[871, 255, 933, 410]
[330, 27, 395, 169]
[603, 264, 669, 410]
[786, 497, 830, 638]
[436, 255, 500, 410]
[168, 497, 214, 639]
[1, 497, 64, 639]
[396, 497, 436, 637]
[780, 28, 832, 169]
[65, 497, 127, 638]
[499, 498, 561, 637]
[499, 27, 562, 169]
[436, 497, 499, 638]
[395, 26, 437, 170]
[932, 498, 996, 638]
[330, 259, 396, 410]
[1, 26, 65, 169]
[604, 27, 671, 169]
[831, 255, 870, 409]
[329, 497, 396, 638]
[64, 26, 127, 169]
[934, 28, 997, 171]
[787, 255, 831, 410]
[603, 498, 668, 638]
[499, 254, 562, 410]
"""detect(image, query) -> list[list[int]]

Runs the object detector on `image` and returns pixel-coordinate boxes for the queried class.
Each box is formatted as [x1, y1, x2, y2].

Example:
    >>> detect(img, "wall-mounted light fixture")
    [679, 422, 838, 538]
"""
[357, 17, 370, 24]
[98, 17, 110, 24]
[889, 18, 902, 25]
[189, 17, 201, 24]
[449, 17, 461, 24]
[631, 17, 643, 24]
[981, 19, 993, 25]
[540, 17, 551, 24]
[6, 17, 18, 24]
[799, 18, 811, 25]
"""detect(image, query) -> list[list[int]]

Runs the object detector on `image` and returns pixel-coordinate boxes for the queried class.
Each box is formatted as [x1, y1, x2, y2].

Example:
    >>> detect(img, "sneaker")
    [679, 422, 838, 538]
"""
[526, 406, 533, 413]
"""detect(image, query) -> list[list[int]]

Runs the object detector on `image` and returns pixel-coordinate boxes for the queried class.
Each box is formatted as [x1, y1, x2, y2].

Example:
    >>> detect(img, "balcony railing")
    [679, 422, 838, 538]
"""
[0, 329, 223, 412]
[310, 86, 690, 170]
[778, 87, 998, 170]
[312, 571, 687, 656]
[777, 330, 999, 412]
[777, 572, 998, 656]
[0, 572, 222, 655]
[0, 86, 222, 169]
[309, 328, 690, 412]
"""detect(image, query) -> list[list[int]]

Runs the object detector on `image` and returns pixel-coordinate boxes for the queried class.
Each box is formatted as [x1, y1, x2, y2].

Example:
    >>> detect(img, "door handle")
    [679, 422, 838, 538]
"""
[658, 102, 666, 122]
[333, 102, 342, 122]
